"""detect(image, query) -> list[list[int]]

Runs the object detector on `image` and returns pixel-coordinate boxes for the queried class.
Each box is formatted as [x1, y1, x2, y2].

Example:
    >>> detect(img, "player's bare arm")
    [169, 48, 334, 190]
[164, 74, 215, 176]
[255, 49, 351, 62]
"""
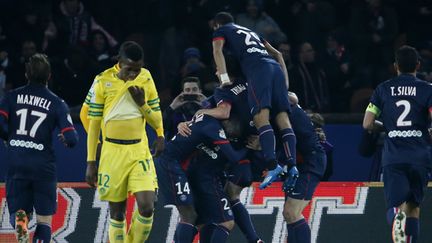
[196, 102, 232, 120]
[264, 41, 289, 88]
[212, 39, 231, 86]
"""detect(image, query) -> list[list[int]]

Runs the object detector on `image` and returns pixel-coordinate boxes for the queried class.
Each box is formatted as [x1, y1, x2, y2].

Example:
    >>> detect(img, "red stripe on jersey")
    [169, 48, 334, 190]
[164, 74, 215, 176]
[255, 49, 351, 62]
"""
[212, 37, 225, 42]
[213, 140, 229, 145]
[0, 109, 8, 119]
[61, 127, 75, 134]
[238, 159, 250, 164]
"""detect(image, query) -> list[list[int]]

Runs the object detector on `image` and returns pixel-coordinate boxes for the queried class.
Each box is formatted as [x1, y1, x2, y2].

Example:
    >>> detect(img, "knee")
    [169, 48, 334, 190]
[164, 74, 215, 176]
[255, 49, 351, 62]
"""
[137, 203, 154, 218]
[179, 207, 198, 224]
[219, 220, 235, 231]
[283, 208, 300, 224]
[36, 215, 52, 225]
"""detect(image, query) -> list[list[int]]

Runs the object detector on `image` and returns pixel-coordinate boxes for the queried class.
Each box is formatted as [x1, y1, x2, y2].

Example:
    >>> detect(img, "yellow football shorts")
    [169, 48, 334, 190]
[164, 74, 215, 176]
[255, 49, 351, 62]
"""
[97, 140, 158, 202]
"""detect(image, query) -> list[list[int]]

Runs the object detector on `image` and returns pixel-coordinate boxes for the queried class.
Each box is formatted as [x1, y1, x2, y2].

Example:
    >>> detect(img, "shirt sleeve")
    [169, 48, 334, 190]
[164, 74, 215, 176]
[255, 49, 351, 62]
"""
[204, 119, 247, 164]
[366, 86, 382, 116]
[88, 80, 104, 120]
[214, 87, 234, 106]
[213, 28, 225, 41]
[142, 70, 164, 137]
[56, 100, 78, 147]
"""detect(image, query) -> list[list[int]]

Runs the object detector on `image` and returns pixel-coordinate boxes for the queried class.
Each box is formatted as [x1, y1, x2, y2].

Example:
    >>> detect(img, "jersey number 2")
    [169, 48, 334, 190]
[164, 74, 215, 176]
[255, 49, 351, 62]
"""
[396, 100, 412, 127]
[236, 29, 265, 47]
[16, 108, 47, 137]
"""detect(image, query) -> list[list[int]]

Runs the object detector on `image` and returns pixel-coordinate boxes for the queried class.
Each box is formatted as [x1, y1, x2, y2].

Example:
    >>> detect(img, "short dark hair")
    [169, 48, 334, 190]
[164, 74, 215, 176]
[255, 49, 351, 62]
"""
[395, 45, 419, 73]
[118, 41, 143, 62]
[25, 53, 51, 84]
[214, 12, 234, 25]
[181, 76, 201, 89]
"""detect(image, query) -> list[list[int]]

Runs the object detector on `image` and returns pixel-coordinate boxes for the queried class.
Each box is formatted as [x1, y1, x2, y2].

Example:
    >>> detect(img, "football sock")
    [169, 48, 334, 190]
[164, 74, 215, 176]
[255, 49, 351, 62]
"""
[386, 207, 398, 225]
[230, 199, 259, 242]
[210, 225, 230, 242]
[287, 218, 311, 243]
[200, 224, 216, 243]
[258, 125, 276, 169]
[280, 128, 297, 166]
[127, 210, 153, 243]
[109, 218, 126, 243]
[32, 222, 51, 243]
[405, 217, 419, 243]
[174, 222, 198, 243]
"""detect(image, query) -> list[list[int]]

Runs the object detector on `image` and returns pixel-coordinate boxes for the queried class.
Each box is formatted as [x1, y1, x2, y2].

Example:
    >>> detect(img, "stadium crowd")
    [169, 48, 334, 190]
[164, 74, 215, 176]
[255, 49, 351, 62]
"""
[0, 0, 431, 113]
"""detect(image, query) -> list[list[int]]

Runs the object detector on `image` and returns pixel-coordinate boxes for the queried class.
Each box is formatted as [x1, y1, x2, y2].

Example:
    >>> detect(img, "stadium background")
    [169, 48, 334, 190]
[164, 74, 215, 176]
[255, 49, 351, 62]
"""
[1, 0, 432, 242]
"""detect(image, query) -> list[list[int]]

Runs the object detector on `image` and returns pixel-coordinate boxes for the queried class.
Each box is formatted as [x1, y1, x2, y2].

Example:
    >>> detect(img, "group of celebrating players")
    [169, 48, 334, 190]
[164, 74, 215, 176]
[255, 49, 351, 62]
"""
[0, 11, 430, 243]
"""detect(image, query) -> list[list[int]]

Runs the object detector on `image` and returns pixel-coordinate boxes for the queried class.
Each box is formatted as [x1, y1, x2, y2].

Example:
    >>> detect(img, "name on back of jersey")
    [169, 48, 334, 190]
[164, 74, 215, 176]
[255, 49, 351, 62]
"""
[391, 86, 416, 96]
[17, 94, 51, 111]
[230, 83, 247, 95]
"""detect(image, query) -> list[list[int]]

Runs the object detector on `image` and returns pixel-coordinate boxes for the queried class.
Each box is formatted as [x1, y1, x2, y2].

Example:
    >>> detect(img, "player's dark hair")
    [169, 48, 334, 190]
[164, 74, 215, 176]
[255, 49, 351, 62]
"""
[25, 53, 51, 84]
[222, 115, 245, 140]
[214, 12, 234, 25]
[395, 45, 419, 73]
[118, 41, 143, 62]
[181, 76, 201, 89]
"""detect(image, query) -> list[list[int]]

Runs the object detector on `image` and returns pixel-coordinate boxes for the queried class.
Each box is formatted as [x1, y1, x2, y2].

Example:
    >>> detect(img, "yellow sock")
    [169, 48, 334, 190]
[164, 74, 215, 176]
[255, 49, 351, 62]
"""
[109, 219, 126, 243]
[126, 210, 153, 243]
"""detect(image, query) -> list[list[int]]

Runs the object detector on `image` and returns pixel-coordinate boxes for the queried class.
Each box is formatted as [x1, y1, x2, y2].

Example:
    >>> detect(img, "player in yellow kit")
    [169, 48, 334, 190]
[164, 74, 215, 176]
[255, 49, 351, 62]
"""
[85, 41, 164, 243]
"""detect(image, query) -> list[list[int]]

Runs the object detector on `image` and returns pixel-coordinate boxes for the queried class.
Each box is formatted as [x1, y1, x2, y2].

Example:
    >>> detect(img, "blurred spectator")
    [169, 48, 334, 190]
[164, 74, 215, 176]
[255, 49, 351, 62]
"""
[350, 0, 398, 87]
[163, 77, 207, 139]
[51, 46, 96, 106]
[87, 30, 116, 72]
[290, 42, 330, 112]
[417, 42, 432, 82]
[308, 112, 334, 181]
[179, 47, 217, 96]
[277, 41, 294, 70]
[289, 0, 336, 51]
[319, 32, 352, 112]
[7, 40, 38, 89]
[54, 0, 117, 52]
[236, 0, 287, 45]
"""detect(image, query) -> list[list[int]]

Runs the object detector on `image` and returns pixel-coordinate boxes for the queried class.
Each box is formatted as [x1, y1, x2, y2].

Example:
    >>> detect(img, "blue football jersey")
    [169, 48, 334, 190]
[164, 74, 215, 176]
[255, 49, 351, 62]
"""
[289, 104, 326, 175]
[213, 23, 277, 72]
[163, 114, 246, 165]
[369, 74, 432, 167]
[0, 84, 78, 180]
[213, 78, 255, 136]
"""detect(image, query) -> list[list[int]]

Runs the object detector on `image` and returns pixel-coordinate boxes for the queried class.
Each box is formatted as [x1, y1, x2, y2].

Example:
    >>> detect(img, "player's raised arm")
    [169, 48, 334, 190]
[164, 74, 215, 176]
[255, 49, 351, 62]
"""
[264, 40, 289, 88]
[212, 38, 231, 86]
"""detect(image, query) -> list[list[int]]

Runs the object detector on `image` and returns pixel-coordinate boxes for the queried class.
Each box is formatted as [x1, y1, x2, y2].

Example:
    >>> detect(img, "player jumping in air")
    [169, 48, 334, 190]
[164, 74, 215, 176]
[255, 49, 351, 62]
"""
[363, 45, 432, 243]
[0, 54, 78, 243]
[211, 12, 298, 190]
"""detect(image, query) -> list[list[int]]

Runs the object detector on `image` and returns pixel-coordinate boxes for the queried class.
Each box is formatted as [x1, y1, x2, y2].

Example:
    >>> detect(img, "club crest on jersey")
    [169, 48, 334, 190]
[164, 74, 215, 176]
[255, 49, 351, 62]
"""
[219, 129, 226, 139]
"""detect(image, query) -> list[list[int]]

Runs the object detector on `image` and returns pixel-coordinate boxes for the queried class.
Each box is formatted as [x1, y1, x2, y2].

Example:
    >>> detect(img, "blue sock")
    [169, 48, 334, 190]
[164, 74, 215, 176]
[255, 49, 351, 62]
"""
[210, 225, 230, 242]
[258, 125, 276, 169]
[32, 223, 52, 243]
[280, 128, 296, 167]
[386, 207, 398, 225]
[405, 217, 419, 243]
[287, 218, 311, 243]
[200, 224, 216, 243]
[230, 199, 259, 242]
[174, 222, 197, 243]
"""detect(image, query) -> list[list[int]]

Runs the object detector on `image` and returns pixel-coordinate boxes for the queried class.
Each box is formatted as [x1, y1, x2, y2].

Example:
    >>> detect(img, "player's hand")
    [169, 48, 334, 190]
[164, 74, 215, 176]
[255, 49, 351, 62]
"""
[152, 136, 165, 157]
[86, 162, 98, 188]
[246, 135, 261, 150]
[128, 85, 146, 107]
[57, 133, 70, 147]
[282, 166, 299, 193]
[177, 121, 192, 137]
